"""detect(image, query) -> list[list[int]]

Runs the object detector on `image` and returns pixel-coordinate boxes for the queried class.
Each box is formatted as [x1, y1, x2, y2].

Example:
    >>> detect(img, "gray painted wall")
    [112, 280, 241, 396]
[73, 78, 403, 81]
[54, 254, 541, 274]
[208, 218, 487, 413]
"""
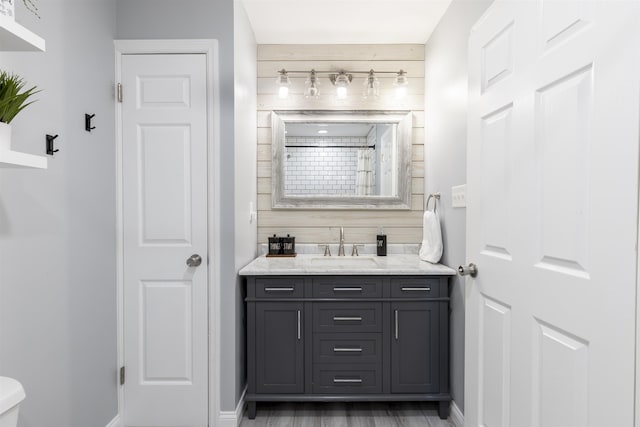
[424, 0, 492, 413]
[233, 0, 258, 406]
[0, 0, 118, 426]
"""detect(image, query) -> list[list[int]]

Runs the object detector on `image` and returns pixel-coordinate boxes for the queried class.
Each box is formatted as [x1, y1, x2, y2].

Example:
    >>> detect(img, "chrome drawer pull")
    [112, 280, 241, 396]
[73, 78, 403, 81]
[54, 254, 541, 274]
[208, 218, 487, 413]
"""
[333, 378, 363, 384]
[264, 287, 294, 292]
[333, 316, 362, 322]
[333, 287, 363, 292]
[401, 287, 431, 291]
[333, 347, 363, 353]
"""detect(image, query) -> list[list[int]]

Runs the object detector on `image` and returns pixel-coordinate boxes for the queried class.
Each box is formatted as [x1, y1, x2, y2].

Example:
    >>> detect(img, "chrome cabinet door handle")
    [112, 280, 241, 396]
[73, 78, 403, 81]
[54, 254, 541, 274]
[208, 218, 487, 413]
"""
[297, 310, 301, 340]
[186, 254, 202, 267]
[394, 309, 399, 340]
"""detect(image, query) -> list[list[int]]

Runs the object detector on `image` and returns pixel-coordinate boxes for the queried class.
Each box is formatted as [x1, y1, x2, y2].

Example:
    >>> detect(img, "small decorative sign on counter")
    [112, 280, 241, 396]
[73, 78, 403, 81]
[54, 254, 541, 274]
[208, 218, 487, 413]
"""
[267, 234, 296, 257]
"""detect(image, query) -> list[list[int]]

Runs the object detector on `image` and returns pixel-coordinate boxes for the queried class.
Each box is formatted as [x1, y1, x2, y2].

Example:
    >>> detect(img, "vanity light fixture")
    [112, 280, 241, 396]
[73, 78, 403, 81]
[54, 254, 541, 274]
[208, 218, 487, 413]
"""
[275, 68, 408, 101]
[394, 70, 409, 99]
[363, 69, 380, 99]
[276, 69, 290, 99]
[304, 69, 320, 98]
[329, 72, 352, 100]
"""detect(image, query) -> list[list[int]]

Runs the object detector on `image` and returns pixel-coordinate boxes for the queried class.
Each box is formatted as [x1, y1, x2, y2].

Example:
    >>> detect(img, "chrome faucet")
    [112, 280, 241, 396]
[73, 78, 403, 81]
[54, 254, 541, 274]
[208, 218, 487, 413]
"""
[338, 226, 346, 256]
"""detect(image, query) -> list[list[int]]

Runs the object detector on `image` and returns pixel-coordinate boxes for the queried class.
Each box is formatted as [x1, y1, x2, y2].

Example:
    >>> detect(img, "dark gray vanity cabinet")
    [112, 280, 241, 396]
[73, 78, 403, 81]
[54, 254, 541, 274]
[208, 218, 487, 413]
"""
[245, 275, 451, 420]
[255, 302, 304, 394]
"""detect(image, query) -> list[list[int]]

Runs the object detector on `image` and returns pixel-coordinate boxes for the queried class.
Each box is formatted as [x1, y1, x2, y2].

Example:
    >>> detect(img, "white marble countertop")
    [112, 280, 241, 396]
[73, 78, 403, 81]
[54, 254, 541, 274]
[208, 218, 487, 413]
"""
[239, 253, 457, 276]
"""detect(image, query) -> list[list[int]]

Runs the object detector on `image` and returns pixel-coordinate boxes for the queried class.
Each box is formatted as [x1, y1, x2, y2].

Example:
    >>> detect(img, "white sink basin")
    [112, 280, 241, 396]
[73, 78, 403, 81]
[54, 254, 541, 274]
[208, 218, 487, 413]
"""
[309, 256, 379, 269]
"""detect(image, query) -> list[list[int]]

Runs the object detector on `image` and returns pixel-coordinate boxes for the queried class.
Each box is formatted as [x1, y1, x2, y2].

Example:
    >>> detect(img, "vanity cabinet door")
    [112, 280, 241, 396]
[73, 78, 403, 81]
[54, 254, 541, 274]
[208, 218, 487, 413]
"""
[255, 302, 304, 394]
[390, 302, 442, 394]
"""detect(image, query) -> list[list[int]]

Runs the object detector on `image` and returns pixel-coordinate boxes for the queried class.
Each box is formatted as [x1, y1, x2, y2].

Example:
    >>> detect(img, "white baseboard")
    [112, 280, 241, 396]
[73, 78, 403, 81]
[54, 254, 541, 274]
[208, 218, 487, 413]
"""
[105, 415, 122, 427]
[218, 387, 247, 427]
[450, 401, 464, 427]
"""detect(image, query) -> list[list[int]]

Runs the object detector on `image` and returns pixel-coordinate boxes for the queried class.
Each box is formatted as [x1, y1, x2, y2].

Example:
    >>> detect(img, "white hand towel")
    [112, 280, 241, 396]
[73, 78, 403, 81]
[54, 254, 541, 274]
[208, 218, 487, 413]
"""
[419, 209, 443, 264]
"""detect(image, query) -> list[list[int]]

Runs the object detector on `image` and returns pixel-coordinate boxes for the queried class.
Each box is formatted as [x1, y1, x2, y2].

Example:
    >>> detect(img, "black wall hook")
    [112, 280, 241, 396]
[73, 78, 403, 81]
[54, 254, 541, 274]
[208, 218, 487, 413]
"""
[46, 134, 59, 155]
[85, 114, 96, 132]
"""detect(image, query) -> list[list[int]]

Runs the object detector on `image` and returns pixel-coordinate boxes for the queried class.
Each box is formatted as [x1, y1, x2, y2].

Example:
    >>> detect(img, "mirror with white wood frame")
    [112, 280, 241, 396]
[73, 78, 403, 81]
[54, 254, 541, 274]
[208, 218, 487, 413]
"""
[272, 110, 412, 209]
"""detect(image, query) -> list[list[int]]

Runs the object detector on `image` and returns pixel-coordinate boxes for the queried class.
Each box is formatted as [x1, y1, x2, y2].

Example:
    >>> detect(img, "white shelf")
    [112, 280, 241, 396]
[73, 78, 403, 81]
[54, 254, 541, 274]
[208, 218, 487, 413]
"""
[0, 149, 47, 169]
[0, 15, 45, 51]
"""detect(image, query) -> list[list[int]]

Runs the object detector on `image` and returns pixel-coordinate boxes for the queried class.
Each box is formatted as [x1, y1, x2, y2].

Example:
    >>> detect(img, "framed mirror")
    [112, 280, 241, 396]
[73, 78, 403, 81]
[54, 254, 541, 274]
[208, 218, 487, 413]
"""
[272, 110, 413, 209]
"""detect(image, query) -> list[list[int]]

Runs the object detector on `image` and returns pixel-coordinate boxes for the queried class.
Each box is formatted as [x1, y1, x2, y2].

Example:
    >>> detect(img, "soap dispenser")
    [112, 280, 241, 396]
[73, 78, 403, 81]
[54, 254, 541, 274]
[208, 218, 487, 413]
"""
[376, 228, 387, 256]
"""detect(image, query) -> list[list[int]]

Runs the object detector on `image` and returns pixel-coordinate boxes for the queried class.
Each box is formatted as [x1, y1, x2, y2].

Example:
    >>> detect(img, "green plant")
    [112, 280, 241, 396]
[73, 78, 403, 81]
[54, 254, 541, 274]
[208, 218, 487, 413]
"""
[22, 0, 39, 18]
[0, 71, 39, 124]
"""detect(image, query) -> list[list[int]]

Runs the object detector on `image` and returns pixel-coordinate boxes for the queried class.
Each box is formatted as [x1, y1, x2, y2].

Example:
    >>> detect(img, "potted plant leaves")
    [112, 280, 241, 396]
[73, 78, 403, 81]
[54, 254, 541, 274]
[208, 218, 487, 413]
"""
[0, 71, 39, 151]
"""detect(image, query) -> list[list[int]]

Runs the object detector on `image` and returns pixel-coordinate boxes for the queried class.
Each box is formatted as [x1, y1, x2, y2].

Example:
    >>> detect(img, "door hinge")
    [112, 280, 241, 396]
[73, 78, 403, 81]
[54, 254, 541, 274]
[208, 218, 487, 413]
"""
[117, 83, 123, 103]
[120, 366, 125, 385]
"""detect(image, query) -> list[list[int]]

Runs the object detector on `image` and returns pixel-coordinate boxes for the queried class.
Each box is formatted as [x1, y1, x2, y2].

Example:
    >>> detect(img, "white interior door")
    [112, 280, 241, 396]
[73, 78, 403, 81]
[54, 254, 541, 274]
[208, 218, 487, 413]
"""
[465, 1, 640, 426]
[121, 53, 209, 427]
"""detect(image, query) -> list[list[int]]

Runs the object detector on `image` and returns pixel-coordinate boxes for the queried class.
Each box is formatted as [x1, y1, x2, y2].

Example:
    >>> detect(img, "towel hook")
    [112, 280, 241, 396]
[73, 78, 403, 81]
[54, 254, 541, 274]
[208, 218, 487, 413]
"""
[426, 192, 440, 213]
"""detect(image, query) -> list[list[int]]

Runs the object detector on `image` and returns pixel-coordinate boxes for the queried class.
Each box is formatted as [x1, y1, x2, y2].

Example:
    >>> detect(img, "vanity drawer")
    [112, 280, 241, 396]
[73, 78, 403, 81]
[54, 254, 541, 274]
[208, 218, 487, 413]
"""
[313, 303, 382, 333]
[390, 278, 447, 298]
[312, 364, 381, 394]
[313, 333, 381, 364]
[255, 278, 304, 298]
[312, 277, 382, 298]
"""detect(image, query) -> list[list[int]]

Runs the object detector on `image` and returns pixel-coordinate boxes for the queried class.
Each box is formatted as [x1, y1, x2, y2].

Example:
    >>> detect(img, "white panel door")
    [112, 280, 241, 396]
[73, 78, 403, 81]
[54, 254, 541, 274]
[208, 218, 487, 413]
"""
[122, 54, 208, 427]
[466, 1, 640, 427]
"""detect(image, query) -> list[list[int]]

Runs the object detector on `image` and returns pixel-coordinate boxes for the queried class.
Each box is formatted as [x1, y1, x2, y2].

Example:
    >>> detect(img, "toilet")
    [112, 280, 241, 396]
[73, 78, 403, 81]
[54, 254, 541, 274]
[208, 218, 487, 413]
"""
[0, 377, 25, 427]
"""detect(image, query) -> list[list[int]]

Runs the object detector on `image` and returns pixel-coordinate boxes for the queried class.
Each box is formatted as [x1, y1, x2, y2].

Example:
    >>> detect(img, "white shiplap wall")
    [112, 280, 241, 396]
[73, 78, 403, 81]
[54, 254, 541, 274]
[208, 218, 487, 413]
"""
[257, 44, 425, 245]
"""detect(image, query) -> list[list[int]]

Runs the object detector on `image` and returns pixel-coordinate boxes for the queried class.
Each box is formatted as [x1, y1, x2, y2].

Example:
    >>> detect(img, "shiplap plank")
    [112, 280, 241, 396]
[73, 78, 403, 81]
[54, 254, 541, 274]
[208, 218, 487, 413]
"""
[258, 44, 425, 62]
[258, 94, 425, 112]
[257, 161, 271, 178]
[257, 111, 271, 127]
[413, 111, 425, 128]
[412, 194, 425, 211]
[412, 144, 424, 162]
[257, 144, 271, 161]
[258, 60, 424, 78]
[257, 77, 425, 95]
[258, 210, 424, 228]
[412, 128, 424, 145]
[257, 128, 272, 145]
[260, 193, 425, 212]
[412, 177, 423, 194]
[258, 227, 423, 244]
[412, 161, 424, 178]
[257, 193, 271, 210]
[258, 177, 271, 194]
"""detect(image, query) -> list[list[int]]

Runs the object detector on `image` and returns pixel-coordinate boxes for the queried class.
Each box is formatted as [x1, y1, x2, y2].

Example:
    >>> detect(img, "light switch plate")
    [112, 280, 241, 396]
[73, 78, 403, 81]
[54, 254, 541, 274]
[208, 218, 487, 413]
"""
[452, 184, 466, 208]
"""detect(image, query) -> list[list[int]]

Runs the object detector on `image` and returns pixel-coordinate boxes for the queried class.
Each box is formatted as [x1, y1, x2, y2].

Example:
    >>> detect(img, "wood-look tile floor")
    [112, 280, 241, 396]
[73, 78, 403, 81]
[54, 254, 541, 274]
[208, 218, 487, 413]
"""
[240, 402, 455, 427]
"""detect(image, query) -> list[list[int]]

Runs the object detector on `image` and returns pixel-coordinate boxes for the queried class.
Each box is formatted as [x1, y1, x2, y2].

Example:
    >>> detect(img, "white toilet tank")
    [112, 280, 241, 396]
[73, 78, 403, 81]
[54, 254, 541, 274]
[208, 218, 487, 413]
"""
[0, 377, 25, 427]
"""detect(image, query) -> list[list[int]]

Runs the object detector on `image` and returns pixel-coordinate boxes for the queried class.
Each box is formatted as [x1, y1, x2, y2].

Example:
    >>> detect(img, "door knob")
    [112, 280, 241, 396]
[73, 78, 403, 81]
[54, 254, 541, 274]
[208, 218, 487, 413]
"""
[458, 263, 478, 277]
[186, 254, 202, 267]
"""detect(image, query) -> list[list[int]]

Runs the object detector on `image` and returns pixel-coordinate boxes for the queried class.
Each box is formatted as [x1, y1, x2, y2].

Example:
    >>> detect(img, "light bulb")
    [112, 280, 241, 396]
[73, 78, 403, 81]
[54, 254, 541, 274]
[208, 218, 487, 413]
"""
[278, 85, 289, 99]
[394, 70, 409, 99]
[276, 69, 290, 99]
[304, 69, 320, 99]
[336, 85, 348, 99]
[363, 69, 379, 99]
[333, 72, 350, 100]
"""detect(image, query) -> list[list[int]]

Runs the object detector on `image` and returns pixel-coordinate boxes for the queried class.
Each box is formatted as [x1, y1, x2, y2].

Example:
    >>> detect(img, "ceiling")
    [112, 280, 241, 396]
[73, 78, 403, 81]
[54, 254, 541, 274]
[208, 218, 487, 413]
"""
[240, 0, 453, 44]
